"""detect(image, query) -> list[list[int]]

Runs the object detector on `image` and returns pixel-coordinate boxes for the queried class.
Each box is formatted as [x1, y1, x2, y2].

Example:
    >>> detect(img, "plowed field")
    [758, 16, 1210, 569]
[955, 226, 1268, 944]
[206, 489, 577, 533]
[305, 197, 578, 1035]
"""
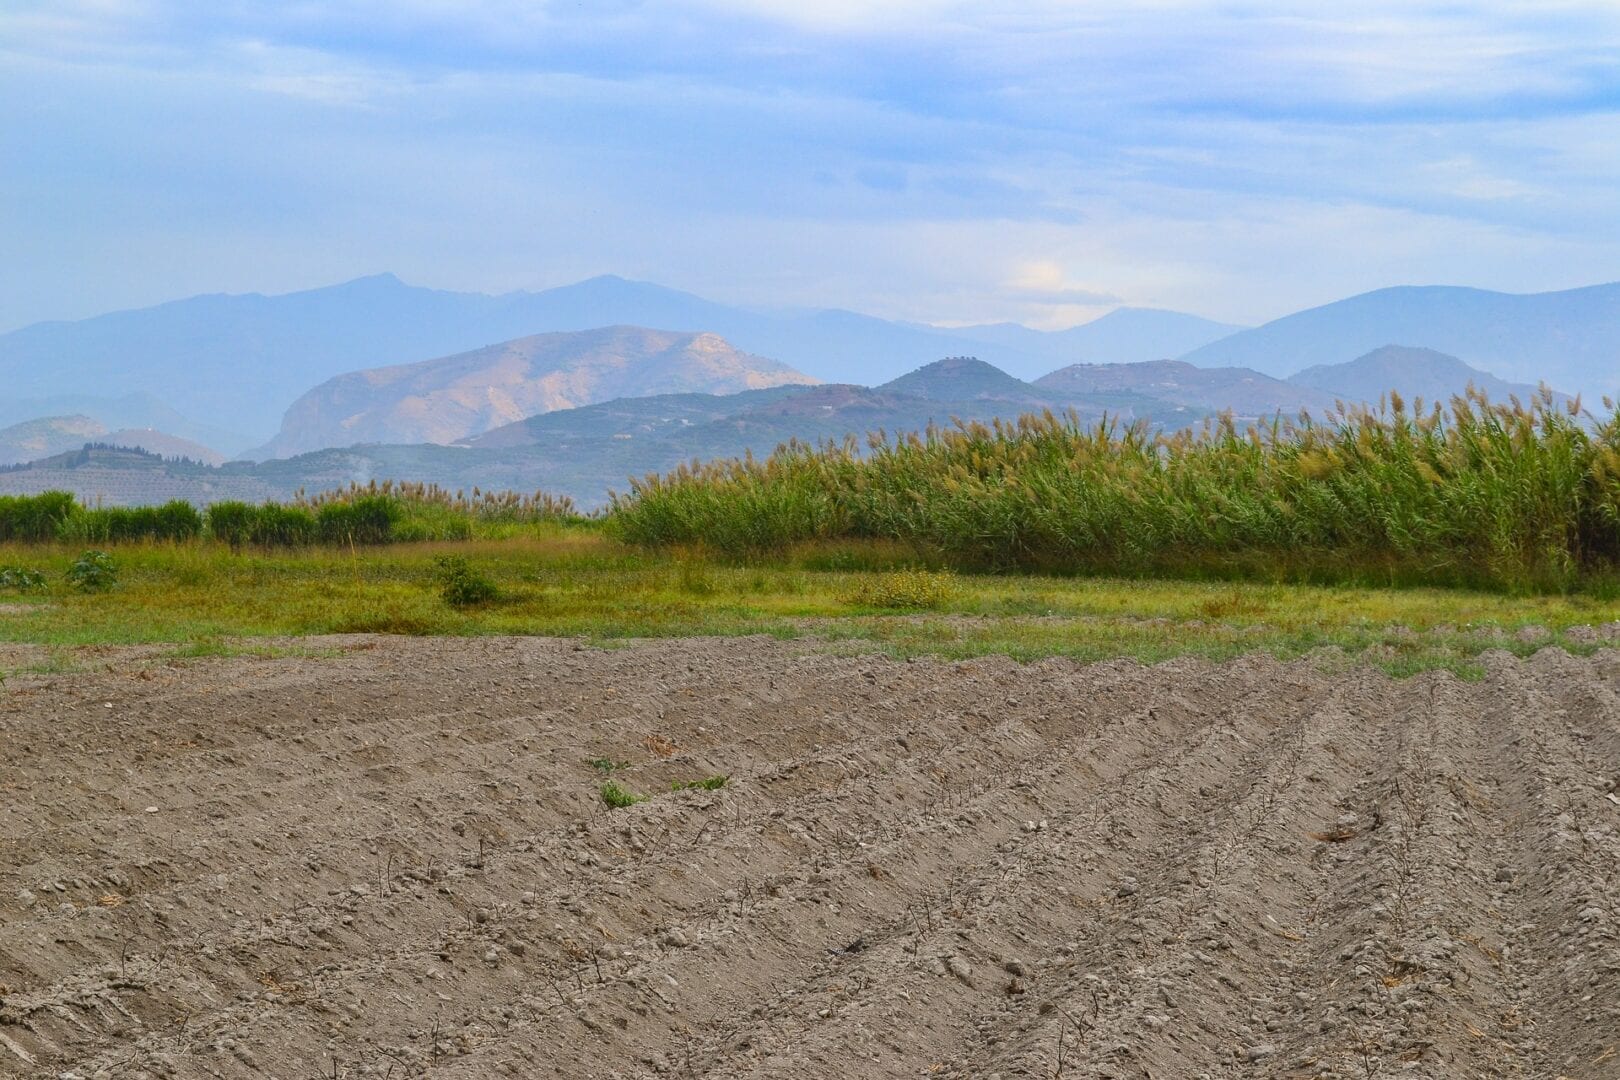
[3, 637, 1619, 1078]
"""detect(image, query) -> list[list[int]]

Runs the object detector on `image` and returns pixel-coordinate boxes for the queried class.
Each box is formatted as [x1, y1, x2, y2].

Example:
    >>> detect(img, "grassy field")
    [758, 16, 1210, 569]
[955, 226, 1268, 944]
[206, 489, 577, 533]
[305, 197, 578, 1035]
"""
[3, 523, 1617, 679]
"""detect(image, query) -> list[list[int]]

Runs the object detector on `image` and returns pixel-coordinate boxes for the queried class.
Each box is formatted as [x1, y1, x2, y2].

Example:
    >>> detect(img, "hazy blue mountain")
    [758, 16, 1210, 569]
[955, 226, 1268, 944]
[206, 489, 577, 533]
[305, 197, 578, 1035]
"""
[1180, 283, 1620, 397]
[463, 359, 1067, 455]
[878, 355, 1060, 402]
[0, 392, 233, 450]
[0, 415, 106, 466]
[1036, 359, 1333, 417]
[0, 414, 224, 467]
[0, 274, 1244, 449]
[1288, 346, 1562, 410]
[0, 274, 511, 450]
[947, 309, 1245, 376]
[462, 386, 809, 449]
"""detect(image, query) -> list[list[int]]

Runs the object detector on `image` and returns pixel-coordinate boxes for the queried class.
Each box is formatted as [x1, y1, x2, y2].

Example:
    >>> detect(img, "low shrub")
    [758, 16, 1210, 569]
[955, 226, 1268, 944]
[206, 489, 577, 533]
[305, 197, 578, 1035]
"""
[66, 550, 117, 592]
[600, 781, 647, 809]
[433, 555, 498, 608]
[0, 566, 47, 591]
[846, 568, 957, 610]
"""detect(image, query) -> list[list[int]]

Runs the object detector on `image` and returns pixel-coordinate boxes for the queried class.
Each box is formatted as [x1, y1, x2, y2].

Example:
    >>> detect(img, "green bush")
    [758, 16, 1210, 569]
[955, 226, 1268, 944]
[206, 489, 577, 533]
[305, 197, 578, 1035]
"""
[433, 555, 498, 607]
[66, 550, 117, 592]
[154, 500, 204, 540]
[0, 566, 47, 591]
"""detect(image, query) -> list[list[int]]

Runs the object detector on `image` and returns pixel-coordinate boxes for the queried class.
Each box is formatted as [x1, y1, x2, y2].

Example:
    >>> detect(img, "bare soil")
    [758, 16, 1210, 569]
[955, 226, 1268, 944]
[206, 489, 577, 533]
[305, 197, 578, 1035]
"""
[2, 636, 1619, 1079]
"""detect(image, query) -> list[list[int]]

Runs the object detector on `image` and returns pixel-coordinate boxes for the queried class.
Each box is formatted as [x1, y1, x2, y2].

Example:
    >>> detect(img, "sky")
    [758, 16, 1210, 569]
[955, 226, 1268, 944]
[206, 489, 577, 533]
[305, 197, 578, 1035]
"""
[4, 1, 1620, 333]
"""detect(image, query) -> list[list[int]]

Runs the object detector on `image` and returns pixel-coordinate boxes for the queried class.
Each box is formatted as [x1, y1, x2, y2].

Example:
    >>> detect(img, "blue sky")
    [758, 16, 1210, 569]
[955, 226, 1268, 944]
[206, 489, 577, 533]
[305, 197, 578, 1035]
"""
[4, 1, 1620, 332]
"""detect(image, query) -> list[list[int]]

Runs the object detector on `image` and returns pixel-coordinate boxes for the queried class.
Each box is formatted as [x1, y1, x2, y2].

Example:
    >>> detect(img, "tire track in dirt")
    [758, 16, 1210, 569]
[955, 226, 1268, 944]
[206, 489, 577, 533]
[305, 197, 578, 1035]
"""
[2, 638, 1618, 1078]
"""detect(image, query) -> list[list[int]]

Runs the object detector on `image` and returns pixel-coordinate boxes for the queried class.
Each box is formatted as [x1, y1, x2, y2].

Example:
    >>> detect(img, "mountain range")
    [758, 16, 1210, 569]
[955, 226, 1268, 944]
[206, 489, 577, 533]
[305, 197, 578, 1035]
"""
[1182, 283, 1620, 396]
[6, 272, 1616, 459]
[0, 274, 1243, 451]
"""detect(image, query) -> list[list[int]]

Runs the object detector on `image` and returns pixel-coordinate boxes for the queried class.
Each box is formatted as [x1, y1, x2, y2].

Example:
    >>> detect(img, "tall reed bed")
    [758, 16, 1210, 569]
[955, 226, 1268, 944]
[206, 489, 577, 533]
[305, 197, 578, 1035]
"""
[290, 479, 577, 523]
[611, 390, 1620, 591]
[0, 482, 579, 548]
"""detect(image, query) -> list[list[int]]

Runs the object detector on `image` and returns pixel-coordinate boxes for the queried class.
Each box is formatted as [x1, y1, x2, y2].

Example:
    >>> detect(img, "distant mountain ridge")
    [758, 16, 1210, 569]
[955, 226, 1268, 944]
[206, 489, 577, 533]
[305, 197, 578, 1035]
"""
[1288, 346, 1558, 409]
[0, 274, 1243, 449]
[7, 270, 1617, 463]
[1036, 360, 1333, 416]
[0, 392, 234, 451]
[0, 414, 223, 466]
[947, 308, 1246, 369]
[257, 327, 818, 458]
[0, 416, 104, 466]
[1180, 283, 1620, 397]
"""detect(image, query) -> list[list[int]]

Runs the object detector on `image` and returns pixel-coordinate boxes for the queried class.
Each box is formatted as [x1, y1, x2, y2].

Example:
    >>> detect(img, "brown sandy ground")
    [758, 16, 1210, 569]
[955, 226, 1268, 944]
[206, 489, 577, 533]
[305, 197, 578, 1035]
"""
[2, 637, 1619, 1079]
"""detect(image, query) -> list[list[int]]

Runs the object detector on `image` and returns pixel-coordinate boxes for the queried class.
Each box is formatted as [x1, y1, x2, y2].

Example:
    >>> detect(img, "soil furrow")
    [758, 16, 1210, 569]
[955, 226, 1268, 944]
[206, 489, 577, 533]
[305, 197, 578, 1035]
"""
[2, 638, 1618, 1079]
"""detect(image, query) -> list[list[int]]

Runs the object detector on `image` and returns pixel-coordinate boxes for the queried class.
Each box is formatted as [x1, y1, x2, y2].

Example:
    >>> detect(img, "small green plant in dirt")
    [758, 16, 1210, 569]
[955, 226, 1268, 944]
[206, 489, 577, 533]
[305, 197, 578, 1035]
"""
[671, 775, 729, 792]
[846, 568, 957, 611]
[587, 758, 630, 774]
[0, 566, 47, 591]
[65, 551, 117, 592]
[600, 780, 647, 808]
[433, 555, 499, 608]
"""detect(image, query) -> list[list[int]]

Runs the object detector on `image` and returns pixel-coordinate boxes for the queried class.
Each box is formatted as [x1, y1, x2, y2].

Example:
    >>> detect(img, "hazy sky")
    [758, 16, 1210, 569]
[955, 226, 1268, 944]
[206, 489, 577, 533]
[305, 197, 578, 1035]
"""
[5, 1, 1620, 332]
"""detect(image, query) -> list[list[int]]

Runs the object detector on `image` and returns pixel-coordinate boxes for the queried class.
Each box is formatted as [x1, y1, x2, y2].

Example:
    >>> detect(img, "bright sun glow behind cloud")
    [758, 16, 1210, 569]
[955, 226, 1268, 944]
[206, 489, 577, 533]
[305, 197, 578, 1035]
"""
[2, 1, 1619, 330]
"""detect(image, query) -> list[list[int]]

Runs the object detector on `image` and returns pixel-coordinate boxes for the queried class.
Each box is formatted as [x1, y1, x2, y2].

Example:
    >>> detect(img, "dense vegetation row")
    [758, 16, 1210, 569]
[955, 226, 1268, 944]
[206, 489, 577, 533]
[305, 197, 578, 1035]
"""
[8, 394, 1620, 594]
[0, 482, 577, 548]
[610, 391, 1620, 591]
